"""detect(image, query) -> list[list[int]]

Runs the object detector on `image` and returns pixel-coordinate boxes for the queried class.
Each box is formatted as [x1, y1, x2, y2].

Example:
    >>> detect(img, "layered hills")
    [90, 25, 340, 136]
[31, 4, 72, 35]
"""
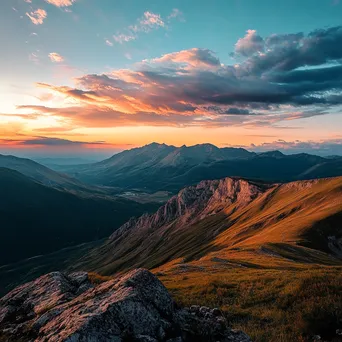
[58, 143, 342, 192]
[0, 154, 105, 195]
[0, 168, 156, 265]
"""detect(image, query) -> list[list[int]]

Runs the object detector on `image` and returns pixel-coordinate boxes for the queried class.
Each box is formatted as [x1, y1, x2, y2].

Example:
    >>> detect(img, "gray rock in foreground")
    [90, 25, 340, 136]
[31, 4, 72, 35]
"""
[0, 269, 251, 342]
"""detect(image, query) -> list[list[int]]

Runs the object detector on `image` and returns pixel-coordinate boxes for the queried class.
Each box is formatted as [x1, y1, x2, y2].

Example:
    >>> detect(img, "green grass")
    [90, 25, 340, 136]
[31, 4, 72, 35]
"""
[159, 267, 342, 342]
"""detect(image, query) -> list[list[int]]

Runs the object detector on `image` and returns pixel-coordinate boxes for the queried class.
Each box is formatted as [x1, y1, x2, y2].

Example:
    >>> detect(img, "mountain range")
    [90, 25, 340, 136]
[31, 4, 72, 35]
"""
[56, 143, 342, 192]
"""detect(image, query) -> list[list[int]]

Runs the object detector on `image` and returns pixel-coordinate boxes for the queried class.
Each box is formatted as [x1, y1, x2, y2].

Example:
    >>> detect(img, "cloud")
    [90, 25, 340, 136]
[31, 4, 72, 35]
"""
[235, 26, 342, 76]
[113, 9, 182, 44]
[0, 136, 106, 147]
[105, 39, 113, 47]
[168, 8, 184, 21]
[246, 139, 342, 156]
[224, 108, 253, 115]
[29, 52, 40, 64]
[24, 137, 104, 146]
[11, 25, 342, 130]
[113, 34, 136, 44]
[48, 52, 64, 63]
[130, 11, 165, 33]
[235, 30, 264, 57]
[145, 48, 220, 68]
[44, 0, 76, 7]
[26, 9, 47, 25]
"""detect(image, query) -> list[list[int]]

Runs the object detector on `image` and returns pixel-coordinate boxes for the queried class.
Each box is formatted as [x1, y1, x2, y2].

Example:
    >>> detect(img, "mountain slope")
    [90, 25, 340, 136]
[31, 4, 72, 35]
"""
[77, 176, 342, 274]
[1, 174, 341, 342]
[0, 154, 103, 194]
[0, 168, 157, 265]
[58, 143, 341, 192]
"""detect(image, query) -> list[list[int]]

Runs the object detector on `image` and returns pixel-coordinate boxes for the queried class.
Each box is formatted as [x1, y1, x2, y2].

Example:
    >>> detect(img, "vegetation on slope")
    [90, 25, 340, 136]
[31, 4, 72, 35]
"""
[72, 176, 342, 341]
[0, 168, 157, 265]
[76, 177, 342, 275]
[160, 267, 342, 342]
[1, 175, 342, 341]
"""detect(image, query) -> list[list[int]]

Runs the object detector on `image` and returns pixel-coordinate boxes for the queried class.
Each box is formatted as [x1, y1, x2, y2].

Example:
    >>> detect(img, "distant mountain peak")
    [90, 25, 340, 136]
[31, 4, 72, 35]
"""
[258, 150, 284, 158]
[145, 142, 170, 148]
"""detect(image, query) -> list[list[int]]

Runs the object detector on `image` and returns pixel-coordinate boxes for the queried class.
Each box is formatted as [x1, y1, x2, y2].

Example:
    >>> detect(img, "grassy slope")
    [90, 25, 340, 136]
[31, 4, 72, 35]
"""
[77, 177, 342, 275]
[1, 176, 342, 341]
[75, 176, 342, 341]
[159, 267, 342, 342]
[156, 178, 342, 341]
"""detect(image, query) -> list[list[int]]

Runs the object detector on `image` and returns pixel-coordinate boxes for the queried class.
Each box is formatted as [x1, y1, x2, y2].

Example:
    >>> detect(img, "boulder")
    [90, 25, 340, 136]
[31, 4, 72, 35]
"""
[0, 269, 251, 342]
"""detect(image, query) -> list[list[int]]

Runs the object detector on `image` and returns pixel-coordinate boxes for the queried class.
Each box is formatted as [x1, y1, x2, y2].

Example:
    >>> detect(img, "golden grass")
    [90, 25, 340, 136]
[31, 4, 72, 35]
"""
[158, 266, 342, 342]
[80, 177, 342, 341]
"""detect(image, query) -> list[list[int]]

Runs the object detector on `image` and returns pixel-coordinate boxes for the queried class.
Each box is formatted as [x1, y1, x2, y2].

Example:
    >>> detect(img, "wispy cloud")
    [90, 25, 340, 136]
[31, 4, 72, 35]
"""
[48, 52, 65, 63]
[105, 39, 113, 47]
[130, 11, 165, 33]
[167, 8, 184, 21]
[0, 136, 107, 147]
[44, 0, 76, 7]
[29, 52, 40, 64]
[112, 9, 183, 44]
[26, 9, 47, 25]
[113, 34, 136, 44]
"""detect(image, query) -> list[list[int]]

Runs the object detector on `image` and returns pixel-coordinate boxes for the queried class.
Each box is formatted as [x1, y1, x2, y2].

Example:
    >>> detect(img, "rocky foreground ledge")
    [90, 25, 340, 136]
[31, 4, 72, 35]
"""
[0, 269, 251, 342]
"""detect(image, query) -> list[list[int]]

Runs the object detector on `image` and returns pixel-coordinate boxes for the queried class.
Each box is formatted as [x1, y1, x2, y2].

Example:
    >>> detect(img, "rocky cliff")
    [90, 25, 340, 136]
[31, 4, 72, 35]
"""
[110, 177, 267, 241]
[0, 269, 250, 342]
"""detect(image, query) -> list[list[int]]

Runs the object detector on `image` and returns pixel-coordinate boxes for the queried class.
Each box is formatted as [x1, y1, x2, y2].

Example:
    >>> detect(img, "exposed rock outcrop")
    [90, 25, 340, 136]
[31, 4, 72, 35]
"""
[110, 177, 267, 241]
[0, 269, 251, 342]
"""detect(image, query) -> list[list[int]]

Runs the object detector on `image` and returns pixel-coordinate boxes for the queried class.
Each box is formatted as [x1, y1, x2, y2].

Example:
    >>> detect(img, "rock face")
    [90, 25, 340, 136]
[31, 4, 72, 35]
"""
[0, 269, 251, 342]
[110, 177, 267, 241]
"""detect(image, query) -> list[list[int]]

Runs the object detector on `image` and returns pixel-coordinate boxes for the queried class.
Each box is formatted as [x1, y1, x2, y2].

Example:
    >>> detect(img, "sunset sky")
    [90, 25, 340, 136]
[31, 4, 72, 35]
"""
[1, 0, 342, 157]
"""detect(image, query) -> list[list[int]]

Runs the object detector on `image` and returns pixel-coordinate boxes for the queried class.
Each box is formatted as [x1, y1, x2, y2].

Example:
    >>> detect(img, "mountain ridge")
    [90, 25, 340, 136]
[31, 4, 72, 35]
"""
[54, 143, 342, 192]
[76, 175, 342, 275]
[0, 153, 104, 195]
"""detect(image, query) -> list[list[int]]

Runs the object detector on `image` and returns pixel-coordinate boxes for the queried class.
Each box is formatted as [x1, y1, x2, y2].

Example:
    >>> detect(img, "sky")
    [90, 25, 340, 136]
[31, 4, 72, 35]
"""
[1, 0, 342, 157]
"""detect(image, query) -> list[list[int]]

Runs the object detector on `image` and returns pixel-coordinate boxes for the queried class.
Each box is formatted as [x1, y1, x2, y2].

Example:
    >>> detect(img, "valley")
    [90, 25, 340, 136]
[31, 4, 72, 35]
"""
[1, 167, 342, 341]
